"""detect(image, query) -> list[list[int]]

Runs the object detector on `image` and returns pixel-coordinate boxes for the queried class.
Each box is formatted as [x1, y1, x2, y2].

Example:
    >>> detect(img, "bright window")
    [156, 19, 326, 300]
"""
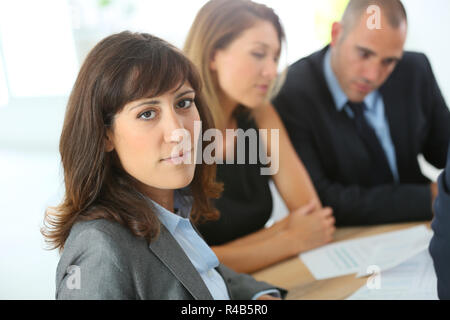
[0, 0, 78, 98]
[0, 49, 8, 106]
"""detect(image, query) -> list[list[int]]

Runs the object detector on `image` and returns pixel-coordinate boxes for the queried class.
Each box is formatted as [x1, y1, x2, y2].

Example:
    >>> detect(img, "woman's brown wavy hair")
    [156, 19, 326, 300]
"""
[42, 31, 223, 252]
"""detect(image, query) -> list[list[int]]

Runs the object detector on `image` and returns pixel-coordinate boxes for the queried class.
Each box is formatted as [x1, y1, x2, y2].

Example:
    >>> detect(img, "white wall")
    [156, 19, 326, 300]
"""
[404, 0, 450, 103]
[0, 0, 449, 299]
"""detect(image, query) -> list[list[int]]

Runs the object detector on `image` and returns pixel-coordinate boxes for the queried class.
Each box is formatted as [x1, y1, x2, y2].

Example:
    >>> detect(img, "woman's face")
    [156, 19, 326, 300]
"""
[211, 20, 281, 108]
[107, 82, 200, 192]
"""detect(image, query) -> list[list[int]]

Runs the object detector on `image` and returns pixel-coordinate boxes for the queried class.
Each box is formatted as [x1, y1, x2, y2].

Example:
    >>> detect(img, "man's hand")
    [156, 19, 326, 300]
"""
[431, 182, 439, 217]
[431, 182, 439, 203]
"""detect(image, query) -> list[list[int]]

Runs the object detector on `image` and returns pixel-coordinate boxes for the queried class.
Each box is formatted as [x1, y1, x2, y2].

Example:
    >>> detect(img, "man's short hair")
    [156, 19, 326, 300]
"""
[341, 0, 407, 35]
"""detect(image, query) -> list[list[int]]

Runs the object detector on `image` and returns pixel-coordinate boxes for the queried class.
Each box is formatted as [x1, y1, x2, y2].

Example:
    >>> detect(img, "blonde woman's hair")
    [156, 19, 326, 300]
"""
[184, 0, 285, 129]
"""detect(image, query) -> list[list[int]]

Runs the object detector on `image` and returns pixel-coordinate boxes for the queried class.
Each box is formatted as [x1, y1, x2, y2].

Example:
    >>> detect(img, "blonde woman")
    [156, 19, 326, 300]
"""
[184, 0, 335, 273]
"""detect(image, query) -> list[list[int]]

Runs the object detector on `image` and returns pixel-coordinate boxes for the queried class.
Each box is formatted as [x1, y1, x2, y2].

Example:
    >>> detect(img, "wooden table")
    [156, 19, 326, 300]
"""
[251, 221, 430, 300]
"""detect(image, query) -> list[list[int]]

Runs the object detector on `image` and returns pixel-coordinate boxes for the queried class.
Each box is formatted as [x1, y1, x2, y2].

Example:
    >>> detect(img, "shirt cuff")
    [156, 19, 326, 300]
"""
[251, 289, 281, 300]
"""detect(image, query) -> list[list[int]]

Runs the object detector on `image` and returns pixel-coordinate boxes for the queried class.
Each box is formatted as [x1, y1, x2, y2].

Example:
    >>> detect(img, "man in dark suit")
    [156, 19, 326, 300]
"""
[273, 0, 450, 225]
[430, 143, 450, 300]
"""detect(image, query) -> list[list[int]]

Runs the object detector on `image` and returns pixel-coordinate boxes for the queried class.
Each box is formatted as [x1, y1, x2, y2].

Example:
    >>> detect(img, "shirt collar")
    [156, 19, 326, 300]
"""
[147, 189, 194, 234]
[323, 47, 378, 112]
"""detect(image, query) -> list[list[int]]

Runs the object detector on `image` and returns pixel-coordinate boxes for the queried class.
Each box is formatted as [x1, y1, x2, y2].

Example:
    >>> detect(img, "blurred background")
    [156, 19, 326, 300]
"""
[0, 0, 449, 299]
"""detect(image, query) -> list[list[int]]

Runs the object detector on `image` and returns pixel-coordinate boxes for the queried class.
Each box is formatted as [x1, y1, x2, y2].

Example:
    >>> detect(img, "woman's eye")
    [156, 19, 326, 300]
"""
[138, 110, 156, 120]
[176, 99, 194, 109]
[251, 52, 265, 59]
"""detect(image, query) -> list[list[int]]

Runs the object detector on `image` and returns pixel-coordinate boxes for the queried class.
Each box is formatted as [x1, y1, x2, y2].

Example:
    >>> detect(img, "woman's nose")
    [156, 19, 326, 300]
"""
[262, 58, 278, 80]
[163, 109, 185, 143]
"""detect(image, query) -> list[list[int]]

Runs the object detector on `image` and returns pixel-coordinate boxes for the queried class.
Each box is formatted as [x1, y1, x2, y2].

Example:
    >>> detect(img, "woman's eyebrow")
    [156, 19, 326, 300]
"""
[175, 89, 195, 99]
[128, 90, 195, 112]
[252, 42, 281, 56]
[253, 41, 269, 47]
[128, 99, 159, 112]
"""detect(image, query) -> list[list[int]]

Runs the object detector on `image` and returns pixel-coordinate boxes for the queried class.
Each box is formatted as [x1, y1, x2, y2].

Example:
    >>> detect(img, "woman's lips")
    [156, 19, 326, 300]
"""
[161, 149, 192, 165]
[256, 84, 269, 93]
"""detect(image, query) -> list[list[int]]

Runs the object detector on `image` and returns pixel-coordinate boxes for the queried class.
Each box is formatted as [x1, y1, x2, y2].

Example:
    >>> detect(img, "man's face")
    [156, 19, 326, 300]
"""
[330, 13, 407, 102]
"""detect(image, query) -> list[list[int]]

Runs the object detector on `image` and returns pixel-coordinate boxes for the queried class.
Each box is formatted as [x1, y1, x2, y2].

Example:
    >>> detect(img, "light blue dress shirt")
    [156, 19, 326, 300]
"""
[148, 190, 279, 300]
[323, 48, 399, 182]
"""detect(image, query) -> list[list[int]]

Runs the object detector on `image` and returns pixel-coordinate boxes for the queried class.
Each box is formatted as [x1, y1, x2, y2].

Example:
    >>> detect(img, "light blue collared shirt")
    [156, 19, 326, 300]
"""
[149, 190, 280, 300]
[323, 48, 399, 182]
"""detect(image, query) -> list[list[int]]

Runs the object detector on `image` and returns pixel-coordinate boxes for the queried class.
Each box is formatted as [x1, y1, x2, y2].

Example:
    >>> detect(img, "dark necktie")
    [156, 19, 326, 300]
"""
[347, 101, 394, 184]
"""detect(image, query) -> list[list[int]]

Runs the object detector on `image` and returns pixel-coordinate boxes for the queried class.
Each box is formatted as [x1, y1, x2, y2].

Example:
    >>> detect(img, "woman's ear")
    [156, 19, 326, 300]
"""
[209, 50, 218, 71]
[209, 59, 216, 71]
[105, 130, 115, 152]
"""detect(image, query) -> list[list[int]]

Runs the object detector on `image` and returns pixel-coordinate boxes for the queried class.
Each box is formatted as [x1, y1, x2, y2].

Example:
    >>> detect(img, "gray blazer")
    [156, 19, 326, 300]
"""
[56, 219, 285, 300]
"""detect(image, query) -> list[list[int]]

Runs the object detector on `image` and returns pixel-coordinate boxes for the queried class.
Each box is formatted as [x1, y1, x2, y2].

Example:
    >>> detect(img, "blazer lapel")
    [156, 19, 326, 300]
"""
[148, 224, 213, 300]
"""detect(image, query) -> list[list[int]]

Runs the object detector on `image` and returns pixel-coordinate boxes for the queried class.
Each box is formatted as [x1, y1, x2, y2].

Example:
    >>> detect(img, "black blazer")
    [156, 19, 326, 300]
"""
[273, 46, 450, 226]
[429, 143, 450, 300]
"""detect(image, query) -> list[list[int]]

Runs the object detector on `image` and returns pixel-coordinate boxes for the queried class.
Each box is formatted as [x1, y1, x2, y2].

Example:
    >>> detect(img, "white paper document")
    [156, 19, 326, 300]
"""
[299, 225, 432, 280]
[347, 250, 438, 300]
[356, 226, 432, 277]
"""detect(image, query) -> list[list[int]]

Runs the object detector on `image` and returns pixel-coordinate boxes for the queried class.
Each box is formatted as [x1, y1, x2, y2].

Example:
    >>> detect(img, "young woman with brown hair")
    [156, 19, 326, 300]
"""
[42, 31, 284, 299]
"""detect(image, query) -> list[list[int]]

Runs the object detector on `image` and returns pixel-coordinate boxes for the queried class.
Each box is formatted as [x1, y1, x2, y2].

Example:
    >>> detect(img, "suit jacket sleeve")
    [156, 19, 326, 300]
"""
[56, 227, 135, 300]
[421, 54, 450, 167]
[273, 74, 435, 226]
[216, 264, 287, 300]
[430, 144, 450, 300]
